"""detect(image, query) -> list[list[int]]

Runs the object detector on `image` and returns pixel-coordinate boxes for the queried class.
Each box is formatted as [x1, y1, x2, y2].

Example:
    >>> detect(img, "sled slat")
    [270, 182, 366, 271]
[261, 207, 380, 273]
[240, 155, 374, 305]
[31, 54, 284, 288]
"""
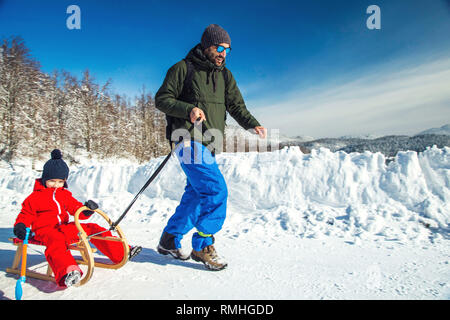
[90, 236, 125, 242]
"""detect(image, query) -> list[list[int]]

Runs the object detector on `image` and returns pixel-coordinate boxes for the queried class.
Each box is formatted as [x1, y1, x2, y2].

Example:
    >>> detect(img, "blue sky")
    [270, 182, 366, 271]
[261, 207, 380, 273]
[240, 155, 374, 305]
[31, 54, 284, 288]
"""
[1, 0, 449, 138]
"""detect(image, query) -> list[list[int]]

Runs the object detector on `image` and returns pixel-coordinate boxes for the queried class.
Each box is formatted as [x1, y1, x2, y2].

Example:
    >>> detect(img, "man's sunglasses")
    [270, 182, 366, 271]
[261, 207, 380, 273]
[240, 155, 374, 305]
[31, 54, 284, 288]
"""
[216, 45, 231, 54]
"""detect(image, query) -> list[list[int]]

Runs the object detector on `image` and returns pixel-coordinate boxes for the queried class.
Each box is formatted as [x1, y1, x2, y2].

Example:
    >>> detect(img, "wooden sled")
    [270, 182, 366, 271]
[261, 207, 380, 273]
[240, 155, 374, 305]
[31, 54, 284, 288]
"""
[6, 206, 130, 286]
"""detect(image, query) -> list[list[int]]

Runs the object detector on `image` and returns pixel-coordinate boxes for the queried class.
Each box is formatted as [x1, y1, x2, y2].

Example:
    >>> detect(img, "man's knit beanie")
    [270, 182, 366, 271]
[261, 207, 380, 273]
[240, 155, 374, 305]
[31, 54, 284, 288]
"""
[41, 149, 69, 187]
[201, 24, 231, 50]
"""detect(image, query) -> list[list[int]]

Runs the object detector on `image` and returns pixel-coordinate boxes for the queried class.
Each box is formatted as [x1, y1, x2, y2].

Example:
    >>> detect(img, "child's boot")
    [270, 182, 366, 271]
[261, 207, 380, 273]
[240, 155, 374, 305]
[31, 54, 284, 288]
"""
[63, 270, 81, 287]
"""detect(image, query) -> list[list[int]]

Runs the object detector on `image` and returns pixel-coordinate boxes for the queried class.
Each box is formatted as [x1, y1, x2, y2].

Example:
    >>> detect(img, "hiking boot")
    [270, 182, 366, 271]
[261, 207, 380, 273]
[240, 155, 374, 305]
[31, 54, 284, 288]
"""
[157, 232, 190, 260]
[129, 246, 142, 260]
[63, 270, 81, 287]
[191, 245, 228, 271]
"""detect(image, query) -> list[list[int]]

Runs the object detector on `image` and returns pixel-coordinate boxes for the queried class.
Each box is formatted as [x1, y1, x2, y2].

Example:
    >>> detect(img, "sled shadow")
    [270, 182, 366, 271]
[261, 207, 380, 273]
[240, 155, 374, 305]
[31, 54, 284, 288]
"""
[4, 272, 64, 295]
[1, 248, 65, 296]
[17, 274, 65, 294]
[131, 247, 206, 271]
[0, 290, 12, 300]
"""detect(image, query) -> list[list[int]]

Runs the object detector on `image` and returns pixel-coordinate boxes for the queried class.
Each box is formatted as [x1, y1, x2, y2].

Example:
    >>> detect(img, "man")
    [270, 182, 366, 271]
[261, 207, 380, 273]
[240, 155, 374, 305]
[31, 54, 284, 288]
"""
[155, 24, 266, 271]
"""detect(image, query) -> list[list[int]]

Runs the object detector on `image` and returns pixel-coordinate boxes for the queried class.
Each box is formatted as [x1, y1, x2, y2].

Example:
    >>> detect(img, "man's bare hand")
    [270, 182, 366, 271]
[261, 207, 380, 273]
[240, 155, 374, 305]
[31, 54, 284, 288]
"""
[254, 126, 267, 139]
[190, 107, 206, 124]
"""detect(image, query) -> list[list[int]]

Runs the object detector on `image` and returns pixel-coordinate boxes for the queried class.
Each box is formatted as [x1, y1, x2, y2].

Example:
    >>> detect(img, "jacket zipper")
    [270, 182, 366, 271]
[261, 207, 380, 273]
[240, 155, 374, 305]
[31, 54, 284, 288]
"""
[53, 189, 62, 225]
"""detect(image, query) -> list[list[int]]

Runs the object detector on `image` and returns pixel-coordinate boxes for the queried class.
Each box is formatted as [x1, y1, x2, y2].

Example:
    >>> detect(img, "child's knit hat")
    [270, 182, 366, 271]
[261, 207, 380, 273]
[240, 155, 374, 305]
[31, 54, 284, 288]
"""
[41, 149, 69, 187]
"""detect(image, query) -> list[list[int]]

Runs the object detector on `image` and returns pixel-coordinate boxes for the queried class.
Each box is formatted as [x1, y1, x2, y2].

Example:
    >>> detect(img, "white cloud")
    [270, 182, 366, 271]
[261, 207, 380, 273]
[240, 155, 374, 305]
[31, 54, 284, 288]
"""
[251, 54, 450, 138]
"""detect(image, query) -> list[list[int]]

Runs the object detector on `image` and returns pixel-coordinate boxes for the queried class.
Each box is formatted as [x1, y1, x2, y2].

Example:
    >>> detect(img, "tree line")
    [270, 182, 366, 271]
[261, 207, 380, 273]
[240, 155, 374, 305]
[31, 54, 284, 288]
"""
[0, 37, 169, 165]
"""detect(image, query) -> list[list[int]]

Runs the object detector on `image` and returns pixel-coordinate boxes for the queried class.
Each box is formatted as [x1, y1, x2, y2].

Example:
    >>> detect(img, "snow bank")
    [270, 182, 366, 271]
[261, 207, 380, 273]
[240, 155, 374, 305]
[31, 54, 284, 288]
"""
[1, 146, 449, 245]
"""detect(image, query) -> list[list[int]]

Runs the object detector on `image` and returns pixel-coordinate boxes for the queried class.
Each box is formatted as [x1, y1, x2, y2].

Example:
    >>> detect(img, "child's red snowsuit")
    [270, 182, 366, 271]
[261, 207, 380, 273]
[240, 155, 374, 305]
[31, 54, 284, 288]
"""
[14, 179, 125, 286]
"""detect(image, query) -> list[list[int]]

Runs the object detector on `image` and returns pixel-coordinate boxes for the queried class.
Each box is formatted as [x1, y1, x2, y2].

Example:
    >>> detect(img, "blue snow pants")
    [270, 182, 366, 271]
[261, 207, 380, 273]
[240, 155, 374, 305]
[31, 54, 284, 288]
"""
[163, 140, 228, 251]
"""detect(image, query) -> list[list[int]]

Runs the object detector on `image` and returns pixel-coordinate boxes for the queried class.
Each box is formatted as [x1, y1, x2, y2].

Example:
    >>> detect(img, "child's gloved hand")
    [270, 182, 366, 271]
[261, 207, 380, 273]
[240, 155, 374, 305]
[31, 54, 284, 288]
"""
[14, 223, 27, 240]
[84, 200, 98, 210]
[82, 200, 99, 217]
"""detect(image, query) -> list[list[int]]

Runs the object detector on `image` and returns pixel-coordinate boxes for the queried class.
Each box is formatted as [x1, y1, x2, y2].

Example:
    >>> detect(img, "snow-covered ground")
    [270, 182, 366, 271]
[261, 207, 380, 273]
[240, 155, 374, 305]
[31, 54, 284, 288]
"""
[0, 146, 449, 300]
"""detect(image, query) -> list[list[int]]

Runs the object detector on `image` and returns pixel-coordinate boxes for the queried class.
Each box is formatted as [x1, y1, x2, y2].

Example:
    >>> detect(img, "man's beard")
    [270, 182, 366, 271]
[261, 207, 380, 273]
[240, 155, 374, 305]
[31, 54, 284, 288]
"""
[206, 50, 225, 66]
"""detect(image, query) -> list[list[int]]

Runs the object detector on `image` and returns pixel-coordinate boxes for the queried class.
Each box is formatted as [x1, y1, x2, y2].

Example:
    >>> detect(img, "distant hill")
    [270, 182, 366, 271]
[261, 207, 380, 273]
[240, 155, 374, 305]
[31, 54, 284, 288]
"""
[279, 134, 449, 158]
[225, 123, 450, 157]
[337, 134, 449, 157]
[417, 124, 450, 136]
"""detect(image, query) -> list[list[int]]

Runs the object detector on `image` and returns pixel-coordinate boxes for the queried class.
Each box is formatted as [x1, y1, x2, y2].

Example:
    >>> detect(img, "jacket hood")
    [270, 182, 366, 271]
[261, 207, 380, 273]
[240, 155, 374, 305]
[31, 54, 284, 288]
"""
[186, 44, 225, 72]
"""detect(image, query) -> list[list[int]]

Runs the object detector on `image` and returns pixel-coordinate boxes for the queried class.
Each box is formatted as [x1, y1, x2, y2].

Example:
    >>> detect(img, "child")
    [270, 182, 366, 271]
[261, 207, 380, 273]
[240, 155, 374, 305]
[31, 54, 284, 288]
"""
[13, 149, 141, 288]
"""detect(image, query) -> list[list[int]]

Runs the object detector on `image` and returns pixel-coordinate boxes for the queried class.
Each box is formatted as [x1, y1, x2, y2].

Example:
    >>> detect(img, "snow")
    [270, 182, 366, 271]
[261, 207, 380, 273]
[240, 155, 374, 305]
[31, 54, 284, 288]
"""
[1, 146, 449, 300]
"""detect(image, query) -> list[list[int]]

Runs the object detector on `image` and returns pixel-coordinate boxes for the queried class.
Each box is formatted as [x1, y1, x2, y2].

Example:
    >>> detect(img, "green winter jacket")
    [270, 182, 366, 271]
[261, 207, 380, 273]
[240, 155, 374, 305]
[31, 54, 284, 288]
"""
[155, 44, 261, 153]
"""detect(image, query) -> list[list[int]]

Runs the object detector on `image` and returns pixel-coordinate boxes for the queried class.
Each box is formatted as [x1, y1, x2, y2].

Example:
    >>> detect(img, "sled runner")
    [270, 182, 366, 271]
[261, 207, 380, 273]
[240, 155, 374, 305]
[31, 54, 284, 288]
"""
[6, 206, 129, 286]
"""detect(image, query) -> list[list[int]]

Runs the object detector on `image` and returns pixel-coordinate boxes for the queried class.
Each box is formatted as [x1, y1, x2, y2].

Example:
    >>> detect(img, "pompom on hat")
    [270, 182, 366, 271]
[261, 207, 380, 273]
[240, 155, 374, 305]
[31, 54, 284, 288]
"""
[41, 149, 69, 187]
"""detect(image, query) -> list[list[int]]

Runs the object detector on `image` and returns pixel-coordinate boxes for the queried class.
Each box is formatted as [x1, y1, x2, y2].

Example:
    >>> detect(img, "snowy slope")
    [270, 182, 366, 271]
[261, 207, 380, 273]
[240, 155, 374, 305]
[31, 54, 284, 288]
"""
[418, 124, 450, 136]
[0, 146, 449, 300]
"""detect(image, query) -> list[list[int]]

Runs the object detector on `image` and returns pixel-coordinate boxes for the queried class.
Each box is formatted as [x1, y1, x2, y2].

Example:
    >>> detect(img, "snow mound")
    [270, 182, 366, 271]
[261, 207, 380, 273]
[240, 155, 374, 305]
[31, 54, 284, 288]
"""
[1, 146, 448, 245]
